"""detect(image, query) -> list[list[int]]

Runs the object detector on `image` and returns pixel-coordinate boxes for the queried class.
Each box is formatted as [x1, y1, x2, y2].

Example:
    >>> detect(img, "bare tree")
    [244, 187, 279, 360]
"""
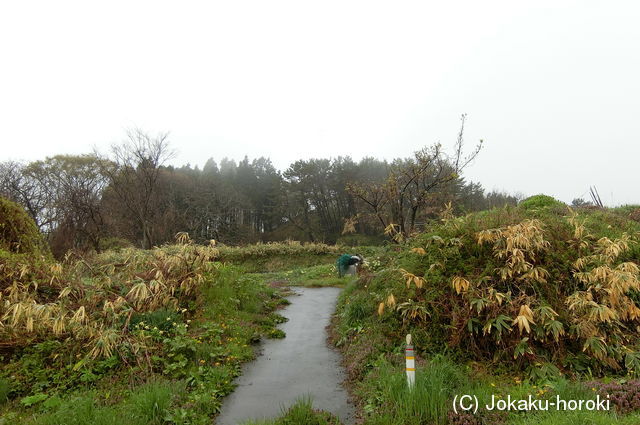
[31, 155, 111, 253]
[0, 161, 56, 230]
[97, 129, 174, 249]
[348, 114, 482, 240]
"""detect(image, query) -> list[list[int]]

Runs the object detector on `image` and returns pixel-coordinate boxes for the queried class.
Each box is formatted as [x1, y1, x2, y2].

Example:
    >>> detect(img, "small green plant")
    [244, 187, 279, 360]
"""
[344, 296, 373, 327]
[129, 309, 182, 332]
[0, 378, 9, 405]
[20, 393, 49, 407]
[243, 397, 342, 425]
[126, 381, 173, 425]
[268, 329, 286, 339]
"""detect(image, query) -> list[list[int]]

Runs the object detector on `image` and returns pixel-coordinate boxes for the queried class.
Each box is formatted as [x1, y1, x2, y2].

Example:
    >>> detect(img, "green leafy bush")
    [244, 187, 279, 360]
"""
[217, 241, 340, 260]
[0, 196, 48, 256]
[519, 194, 565, 211]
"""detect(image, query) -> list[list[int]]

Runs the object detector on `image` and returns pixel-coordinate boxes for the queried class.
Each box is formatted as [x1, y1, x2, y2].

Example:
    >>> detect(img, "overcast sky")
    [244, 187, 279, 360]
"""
[1, 1, 638, 205]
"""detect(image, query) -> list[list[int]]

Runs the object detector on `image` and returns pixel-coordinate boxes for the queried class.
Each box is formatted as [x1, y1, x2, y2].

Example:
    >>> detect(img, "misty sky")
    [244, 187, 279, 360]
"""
[1, 1, 638, 205]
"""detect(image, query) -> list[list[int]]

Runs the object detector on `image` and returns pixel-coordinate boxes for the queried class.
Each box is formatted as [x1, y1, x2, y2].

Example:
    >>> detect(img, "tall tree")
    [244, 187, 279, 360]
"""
[0, 161, 55, 230]
[97, 129, 174, 249]
[28, 155, 110, 254]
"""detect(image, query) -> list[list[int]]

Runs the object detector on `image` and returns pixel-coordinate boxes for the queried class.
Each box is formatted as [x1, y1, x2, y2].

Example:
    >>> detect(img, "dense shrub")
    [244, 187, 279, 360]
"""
[0, 197, 54, 304]
[0, 197, 48, 256]
[0, 233, 219, 358]
[217, 241, 340, 260]
[373, 205, 640, 378]
[214, 241, 341, 272]
[519, 194, 565, 211]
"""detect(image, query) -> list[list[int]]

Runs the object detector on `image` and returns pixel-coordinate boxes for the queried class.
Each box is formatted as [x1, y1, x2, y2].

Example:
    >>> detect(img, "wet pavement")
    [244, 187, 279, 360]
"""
[216, 286, 355, 425]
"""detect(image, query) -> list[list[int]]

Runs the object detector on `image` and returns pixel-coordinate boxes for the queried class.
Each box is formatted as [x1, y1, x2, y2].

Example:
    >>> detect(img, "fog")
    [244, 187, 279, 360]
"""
[1, 0, 638, 204]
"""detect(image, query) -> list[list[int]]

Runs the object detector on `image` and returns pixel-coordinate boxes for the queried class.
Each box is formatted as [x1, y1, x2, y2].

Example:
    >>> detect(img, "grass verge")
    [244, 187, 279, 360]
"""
[242, 397, 342, 425]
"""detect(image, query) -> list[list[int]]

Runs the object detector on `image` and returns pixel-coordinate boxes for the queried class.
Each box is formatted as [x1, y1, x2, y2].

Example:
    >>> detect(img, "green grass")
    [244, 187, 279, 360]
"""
[359, 355, 473, 425]
[242, 397, 342, 425]
[0, 378, 9, 406]
[10, 381, 175, 425]
[351, 356, 640, 425]
[126, 381, 174, 425]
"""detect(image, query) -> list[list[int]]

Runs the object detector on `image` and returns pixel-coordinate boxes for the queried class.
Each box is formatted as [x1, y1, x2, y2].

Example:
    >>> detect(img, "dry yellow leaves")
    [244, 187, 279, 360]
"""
[513, 304, 535, 334]
[451, 276, 470, 294]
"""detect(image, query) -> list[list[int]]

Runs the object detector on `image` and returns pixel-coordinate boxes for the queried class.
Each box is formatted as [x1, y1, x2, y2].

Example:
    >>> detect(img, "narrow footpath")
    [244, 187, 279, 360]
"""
[216, 286, 355, 424]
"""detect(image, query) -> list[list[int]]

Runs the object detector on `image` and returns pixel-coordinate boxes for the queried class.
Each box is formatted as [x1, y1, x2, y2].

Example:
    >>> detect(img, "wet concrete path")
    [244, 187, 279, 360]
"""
[216, 287, 355, 425]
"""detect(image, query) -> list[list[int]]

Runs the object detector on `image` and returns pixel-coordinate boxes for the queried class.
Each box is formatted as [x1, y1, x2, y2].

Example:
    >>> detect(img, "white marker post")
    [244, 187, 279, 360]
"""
[405, 334, 415, 389]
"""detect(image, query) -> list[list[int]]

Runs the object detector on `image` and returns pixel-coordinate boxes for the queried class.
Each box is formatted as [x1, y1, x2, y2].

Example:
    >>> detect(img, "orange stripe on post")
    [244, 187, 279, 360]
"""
[406, 334, 416, 389]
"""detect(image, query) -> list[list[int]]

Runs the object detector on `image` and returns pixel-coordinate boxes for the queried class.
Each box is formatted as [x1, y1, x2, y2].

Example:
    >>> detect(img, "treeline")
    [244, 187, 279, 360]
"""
[0, 124, 518, 257]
